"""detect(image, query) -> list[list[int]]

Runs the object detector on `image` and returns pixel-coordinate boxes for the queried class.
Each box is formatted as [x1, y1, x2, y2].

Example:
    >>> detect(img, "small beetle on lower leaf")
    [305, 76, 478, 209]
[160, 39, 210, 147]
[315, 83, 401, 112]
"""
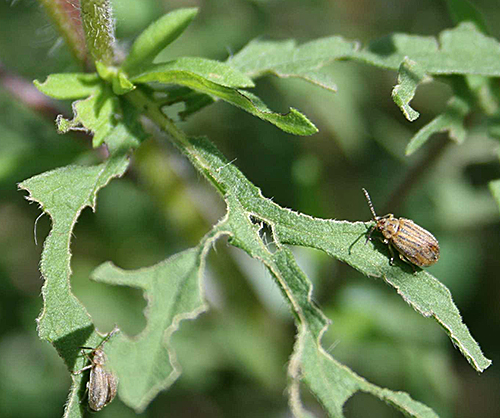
[362, 188, 440, 268]
[73, 329, 119, 411]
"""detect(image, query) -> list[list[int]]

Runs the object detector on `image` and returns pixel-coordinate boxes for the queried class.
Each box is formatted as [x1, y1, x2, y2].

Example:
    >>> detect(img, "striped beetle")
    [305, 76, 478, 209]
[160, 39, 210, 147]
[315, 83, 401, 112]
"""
[362, 188, 440, 268]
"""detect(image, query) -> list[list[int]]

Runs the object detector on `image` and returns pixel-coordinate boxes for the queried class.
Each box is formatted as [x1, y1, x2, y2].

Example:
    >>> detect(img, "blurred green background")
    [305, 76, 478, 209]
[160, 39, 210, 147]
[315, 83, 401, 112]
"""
[1, 0, 500, 417]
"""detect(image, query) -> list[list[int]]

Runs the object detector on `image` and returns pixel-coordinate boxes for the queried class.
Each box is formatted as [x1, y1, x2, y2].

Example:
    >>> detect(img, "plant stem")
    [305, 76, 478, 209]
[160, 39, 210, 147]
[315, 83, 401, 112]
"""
[37, 0, 88, 68]
[80, 0, 116, 65]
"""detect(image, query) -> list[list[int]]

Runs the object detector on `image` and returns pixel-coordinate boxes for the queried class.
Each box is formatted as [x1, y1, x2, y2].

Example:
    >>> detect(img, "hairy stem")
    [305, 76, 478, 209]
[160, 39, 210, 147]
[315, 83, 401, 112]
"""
[80, 0, 116, 65]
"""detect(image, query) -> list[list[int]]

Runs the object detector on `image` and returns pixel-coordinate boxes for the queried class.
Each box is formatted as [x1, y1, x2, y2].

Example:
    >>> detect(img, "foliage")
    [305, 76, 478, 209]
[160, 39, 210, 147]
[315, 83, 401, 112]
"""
[4, 0, 500, 417]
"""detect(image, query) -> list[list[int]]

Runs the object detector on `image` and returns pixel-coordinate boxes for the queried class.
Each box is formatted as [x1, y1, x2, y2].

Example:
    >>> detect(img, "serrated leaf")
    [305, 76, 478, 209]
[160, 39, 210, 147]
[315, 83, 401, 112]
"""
[228, 37, 359, 91]
[90, 245, 209, 411]
[185, 136, 491, 374]
[60, 91, 116, 148]
[271, 213, 491, 373]
[292, 293, 438, 418]
[221, 193, 438, 417]
[122, 8, 198, 73]
[35, 72, 146, 151]
[356, 23, 500, 121]
[229, 24, 500, 125]
[230, 23, 500, 89]
[86, 219, 232, 412]
[56, 88, 144, 150]
[406, 96, 469, 155]
[18, 155, 130, 418]
[132, 57, 255, 88]
[358, 22, 500, 75]
[34, 73, 101, 99]
[132, 70, 317, 135]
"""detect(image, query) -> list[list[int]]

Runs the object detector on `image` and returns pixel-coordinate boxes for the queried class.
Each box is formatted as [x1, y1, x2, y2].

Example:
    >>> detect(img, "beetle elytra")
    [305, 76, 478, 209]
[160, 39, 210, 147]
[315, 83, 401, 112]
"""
[73, 329, 119, 411]
[362, 188, 440, 268]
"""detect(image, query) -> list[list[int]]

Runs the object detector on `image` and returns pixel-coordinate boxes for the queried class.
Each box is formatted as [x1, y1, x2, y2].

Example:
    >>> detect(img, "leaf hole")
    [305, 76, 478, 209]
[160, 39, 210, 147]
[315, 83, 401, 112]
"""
[72, 274, 147, 337]
[250, 215, 277, 253]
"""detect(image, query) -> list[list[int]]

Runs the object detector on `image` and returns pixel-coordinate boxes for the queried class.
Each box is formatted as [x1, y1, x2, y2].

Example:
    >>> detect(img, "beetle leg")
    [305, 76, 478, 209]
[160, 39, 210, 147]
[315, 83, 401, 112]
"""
[365, 225, 376, 243]
[398, 253, 418, 272]
[387, 245, 395, 265]
[72, 365, 93, 375]
[72, 349, 94, 375]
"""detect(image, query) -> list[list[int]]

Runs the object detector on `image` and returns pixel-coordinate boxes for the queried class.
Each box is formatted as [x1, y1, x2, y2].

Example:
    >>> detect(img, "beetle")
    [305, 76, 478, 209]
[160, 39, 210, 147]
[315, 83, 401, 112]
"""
[73, 330, 118, 411]
[362, 188, 440, 268]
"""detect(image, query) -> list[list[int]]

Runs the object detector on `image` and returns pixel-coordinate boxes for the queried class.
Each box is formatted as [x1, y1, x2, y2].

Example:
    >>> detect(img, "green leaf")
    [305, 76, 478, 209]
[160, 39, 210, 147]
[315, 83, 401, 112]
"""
[58, 91, 116, 148]
[113, 70, 136, 95]
[57, 89, 144, 150]
[35, 72, 146, 151]
[221, 192, 438, 417]
[292, 300, 438, 418]
[406, 96, 470, 155]
[392, 58, 428, 121]
[132, 70, 317, 135]
[18, 156, 130, 418]
[355, 23, 500, 122]
[185, 136, 491, 374]
[91, 245, 210, 411]
[34, 73, 102, 99]
[358, 22, 500, 75]
[122, 8, 198, 73]
[229, 23, 500, 92]
[230, 24, 500, 125]
[228, 37, 359, 91]
[272, 213, 491, 372]
[132, 57, 255, 88]
[95, 61, 135, 95]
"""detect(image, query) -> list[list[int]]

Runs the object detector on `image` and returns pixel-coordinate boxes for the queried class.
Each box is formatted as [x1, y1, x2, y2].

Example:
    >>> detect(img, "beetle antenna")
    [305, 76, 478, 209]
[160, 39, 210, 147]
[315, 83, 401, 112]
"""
[101, 327, 119, 345]
[92, 327, 120, 351]
[362, 188, 378, 219]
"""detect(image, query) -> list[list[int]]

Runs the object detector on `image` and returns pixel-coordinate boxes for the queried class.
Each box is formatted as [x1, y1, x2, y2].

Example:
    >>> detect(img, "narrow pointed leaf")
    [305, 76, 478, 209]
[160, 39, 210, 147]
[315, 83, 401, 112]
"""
[34, 73, 101, 99]
[132, 57, 255, 88]
[132, 71, 317, 135]
[122, 8, 198, 73]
